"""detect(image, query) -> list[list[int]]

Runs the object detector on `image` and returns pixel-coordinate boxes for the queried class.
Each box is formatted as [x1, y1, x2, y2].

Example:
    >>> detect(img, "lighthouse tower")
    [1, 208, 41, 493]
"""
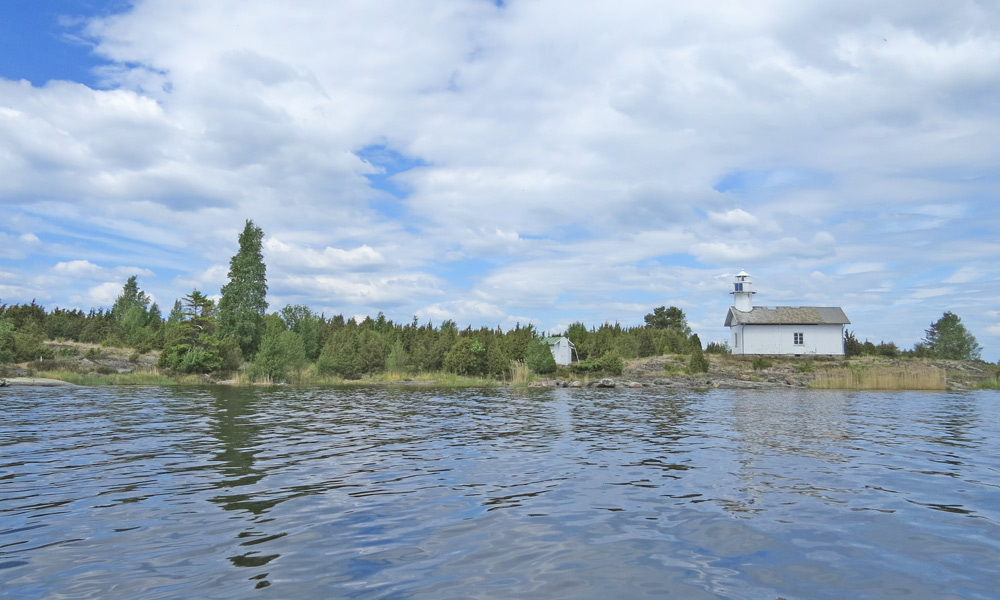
[731, 269, 755, 312]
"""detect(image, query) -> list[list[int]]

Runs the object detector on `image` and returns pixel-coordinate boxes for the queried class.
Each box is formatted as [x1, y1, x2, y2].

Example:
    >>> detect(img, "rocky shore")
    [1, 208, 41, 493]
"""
[1, 377, 78, 387]
[528, 355, 997, 391]
[1, 342, 995, 391]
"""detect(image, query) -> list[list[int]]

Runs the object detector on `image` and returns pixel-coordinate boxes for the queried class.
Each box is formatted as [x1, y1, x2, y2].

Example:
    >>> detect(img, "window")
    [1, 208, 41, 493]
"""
[734, 282, 743, 292]
[793, 332, 804, 345]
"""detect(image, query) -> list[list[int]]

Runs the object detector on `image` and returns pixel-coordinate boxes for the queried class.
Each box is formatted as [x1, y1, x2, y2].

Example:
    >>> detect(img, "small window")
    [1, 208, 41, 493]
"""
[793, 332, 804, 345]
[734, 282, 743, 292]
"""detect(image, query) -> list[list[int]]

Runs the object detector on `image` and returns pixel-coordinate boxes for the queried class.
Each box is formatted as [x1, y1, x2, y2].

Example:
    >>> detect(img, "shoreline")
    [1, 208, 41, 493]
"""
[3, 353, 996, 391]
[1, 377, 79, 387]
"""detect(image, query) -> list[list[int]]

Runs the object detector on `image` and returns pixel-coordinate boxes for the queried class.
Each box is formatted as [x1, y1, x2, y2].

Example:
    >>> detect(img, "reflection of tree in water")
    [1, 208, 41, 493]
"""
[918, 396, 981, 494]
[931, 397, 979, 450]
[205, 386, 280, 588]
[208, 386, 270, 506]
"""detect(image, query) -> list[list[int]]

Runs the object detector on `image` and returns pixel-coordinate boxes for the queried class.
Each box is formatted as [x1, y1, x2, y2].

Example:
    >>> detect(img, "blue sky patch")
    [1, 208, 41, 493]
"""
[0, 0, 122, 86]
[356, 144, 428, 199]
[357, 144, 429, 221]
[714, 168, 832, 194]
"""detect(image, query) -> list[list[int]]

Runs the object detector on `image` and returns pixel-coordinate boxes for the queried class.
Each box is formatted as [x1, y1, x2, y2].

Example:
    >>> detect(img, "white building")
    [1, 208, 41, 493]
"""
[724, 270, 850, 356]
[543, 336, 576, 365]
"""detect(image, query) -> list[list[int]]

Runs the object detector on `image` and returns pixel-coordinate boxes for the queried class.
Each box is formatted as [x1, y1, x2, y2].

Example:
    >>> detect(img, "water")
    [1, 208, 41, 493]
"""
[2, 386, 999, 599]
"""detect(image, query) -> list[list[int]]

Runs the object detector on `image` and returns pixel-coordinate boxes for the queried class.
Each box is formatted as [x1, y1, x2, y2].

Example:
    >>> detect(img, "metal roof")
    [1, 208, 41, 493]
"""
[542, 336, 574, 346]
[725, 306, 850, 327]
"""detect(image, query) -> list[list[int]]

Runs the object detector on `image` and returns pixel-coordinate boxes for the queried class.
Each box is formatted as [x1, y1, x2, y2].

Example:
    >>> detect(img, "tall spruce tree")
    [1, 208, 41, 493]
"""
[111, 275, 150, 321]
[218, 220, 268, 358]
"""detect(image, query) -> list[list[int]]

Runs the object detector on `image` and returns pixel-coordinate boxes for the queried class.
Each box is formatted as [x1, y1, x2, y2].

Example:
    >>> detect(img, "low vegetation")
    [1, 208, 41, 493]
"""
[810, 363, 947, 391]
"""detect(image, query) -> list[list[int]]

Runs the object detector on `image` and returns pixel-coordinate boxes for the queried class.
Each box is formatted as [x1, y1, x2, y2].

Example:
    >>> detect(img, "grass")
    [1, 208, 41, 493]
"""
[510, 360, 532, 387]
[664, 364, 686, 376]
[810, 363, 946, 390]
[230, 368, 507, 388]
[33, 367, 193, 386]
[977, 377, 1000, 390]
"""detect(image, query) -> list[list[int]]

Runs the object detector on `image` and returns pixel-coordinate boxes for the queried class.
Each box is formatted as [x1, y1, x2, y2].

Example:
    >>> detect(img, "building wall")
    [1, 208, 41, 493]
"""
[731, 324, 844, 355]
[549, 338, 574, 365]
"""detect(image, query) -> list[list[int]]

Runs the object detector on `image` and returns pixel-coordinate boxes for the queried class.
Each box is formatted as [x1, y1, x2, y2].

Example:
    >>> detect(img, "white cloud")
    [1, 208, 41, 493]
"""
[708, 208, 759, 227]
[50, 260, 154, 281]
[910, 287, 957, 300]
[73, 282, 122, 308]
[944, 265, 984, 284]
[837, 262, 886, 276]
[51, 260, 102, 278]
[265, 238, 386, 271]
[0, 232, 41, 259]
[1, 0, 999, 358]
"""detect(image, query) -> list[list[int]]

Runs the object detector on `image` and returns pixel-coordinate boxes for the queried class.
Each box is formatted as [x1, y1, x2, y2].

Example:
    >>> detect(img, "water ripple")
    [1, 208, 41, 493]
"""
[2, 386, 999, 598]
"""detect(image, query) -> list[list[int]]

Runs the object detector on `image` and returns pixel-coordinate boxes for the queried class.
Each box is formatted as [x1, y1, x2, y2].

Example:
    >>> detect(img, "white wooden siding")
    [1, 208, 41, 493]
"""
[731, 324, 844, 355]
[548, 338, 574, 365]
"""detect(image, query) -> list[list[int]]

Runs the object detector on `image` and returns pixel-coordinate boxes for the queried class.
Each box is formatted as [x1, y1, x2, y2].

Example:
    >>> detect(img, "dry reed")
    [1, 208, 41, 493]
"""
[810, 364, 946, 390]
[510, 360, 532, 387]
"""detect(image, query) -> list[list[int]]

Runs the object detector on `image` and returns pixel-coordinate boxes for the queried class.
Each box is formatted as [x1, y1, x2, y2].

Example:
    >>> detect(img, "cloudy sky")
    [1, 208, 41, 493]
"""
[2, 0, 999, 359]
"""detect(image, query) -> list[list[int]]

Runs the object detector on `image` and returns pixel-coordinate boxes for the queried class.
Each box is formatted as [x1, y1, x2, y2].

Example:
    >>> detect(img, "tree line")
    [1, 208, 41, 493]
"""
[0, 220, 709, 381]
[844, 311, 982, 361]
[0, 220, 986, 379]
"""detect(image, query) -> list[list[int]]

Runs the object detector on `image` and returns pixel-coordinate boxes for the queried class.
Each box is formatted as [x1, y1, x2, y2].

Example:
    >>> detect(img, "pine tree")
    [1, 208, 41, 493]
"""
[922, 312, 981, 360]
[218, 220, 268, 358]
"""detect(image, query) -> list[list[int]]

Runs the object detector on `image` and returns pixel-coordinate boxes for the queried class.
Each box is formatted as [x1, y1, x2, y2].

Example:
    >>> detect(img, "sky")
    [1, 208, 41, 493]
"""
[1, 0, 999, 361]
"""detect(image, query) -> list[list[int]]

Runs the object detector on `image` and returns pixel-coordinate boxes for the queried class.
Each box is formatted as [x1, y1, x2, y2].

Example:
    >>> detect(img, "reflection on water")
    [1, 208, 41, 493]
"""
[2, 386, 999, 599]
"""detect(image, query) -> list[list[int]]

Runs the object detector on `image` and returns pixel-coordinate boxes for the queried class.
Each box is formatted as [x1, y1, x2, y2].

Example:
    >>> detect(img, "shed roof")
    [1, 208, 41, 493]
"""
[542, 336, 574, 346]
[725, 306, 850, 327]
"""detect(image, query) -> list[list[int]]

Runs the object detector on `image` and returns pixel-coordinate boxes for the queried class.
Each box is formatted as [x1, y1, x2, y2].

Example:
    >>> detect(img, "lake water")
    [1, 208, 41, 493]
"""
[2, 386, 999, 599]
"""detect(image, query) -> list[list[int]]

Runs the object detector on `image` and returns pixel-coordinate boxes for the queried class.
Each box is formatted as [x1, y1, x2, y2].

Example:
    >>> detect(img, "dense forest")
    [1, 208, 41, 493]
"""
[0, 221, 985, 382]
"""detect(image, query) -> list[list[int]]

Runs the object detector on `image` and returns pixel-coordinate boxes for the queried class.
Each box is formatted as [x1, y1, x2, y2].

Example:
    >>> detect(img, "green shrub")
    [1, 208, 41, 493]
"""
[159, 343, 218, 373]
[316, 335, 362, 379]
[249, 329, 307, 382]
[385, 341, 409, 372]
[0, 318, 14, 364]
[751, 356, 773, 370]
[12, 320, 53, 362]
[525, 340, 557, 375]
[216, 336, 243, 372]
[29, 359, 79, 373]
[687, 349, 709, 374]
[597, 350, 624, 375]
[316, 352, 362, 379]
[570, 350, 624, 376]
